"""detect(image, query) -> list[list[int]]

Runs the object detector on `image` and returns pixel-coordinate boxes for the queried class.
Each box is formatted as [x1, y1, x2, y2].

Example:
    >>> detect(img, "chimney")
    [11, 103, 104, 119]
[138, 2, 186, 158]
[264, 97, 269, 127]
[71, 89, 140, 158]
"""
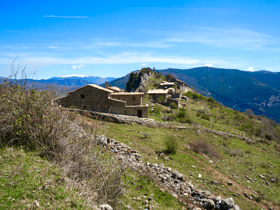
[105, 81, 109, 89]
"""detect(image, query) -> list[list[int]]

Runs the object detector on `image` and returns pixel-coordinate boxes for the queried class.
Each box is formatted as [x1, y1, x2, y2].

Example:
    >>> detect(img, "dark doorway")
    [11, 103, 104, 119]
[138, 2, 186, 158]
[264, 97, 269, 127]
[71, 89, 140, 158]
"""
[137, 110, 142, 118]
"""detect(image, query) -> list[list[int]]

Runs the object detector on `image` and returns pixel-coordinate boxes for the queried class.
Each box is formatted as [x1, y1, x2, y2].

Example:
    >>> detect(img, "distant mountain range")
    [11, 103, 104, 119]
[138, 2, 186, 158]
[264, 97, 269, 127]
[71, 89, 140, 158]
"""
[0, 76, 117, 91]
[103, 67, 280, 123]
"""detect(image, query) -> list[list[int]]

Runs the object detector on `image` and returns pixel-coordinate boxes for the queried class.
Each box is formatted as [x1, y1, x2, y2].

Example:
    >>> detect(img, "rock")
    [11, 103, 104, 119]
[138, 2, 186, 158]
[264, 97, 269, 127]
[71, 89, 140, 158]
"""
[228, 181, 233, 186]
[259, 174, 265, 179]
[125, 205, 131, 209]
[187, 204, 194, 209]
[99, 204, 113, 210]
[215, 196, 222, 202]
[172, 171, 180, 179]
[148, 204, 153, 210]
[34, 200, 40, 208]
[197, 174, 202, 179]
[171, 193, 178, 198]
[233, 205, 240, 210]
[205, 199, 215, 209]
[220, 198, 234, 209]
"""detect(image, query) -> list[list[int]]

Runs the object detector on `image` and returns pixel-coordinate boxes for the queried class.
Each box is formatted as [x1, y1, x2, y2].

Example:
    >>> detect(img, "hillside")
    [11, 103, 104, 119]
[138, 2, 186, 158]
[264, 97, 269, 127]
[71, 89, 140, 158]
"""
[1, 72, 280, 210]
[105, 67, 280, 123]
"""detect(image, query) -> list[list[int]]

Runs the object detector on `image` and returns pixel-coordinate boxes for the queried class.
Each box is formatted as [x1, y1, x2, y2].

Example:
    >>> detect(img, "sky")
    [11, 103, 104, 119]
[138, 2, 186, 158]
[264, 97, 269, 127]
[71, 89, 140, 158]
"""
[1, 0, 280, 79]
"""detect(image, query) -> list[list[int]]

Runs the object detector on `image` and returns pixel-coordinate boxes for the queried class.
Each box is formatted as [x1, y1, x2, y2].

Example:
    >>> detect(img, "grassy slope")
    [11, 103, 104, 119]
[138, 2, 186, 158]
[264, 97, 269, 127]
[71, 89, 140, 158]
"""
[0, 147, 89, 209]
[90, 118, 279, 210]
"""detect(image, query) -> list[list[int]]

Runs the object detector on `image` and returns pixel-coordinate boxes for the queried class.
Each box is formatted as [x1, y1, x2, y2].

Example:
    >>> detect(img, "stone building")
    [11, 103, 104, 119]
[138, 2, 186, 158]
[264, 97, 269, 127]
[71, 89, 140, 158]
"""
[147, 89, 169, 102]
[54, 84, 148, 118]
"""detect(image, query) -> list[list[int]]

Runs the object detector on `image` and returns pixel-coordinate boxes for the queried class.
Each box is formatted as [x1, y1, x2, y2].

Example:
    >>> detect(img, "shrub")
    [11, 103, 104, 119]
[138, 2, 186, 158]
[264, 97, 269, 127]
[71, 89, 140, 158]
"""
[169, 102, 178, 109]
[201, 114, 210, 121]
[167, 113, 177, 121]
[189, 140, 220, 158]
[158, 95, 164, 102]
[154, 105, 162, 115]
[207, 97, 215, 103]
[164, 135, 179, 154]
[177, 109, 186, 118]
[178, 117, 192, 123]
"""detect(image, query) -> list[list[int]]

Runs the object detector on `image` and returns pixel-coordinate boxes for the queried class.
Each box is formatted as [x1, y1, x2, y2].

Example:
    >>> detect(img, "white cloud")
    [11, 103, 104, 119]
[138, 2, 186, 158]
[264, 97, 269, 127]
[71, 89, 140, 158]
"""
[44, 15, 89, 18]
[247, 67, 254, 72]
[84, 41, 171, 49]
[141, 63, 147, 66]
[167, 27, 278, 50]
[1, 52, 226, 67]
[47, 46, 60, 49]
[204, 63, 213, 67]
[72, 64, 84, 69]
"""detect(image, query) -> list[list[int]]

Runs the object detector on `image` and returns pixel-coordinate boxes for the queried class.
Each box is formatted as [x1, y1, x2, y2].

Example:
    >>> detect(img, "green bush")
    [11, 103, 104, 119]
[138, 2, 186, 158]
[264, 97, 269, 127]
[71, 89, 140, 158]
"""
[164, 136, 179, 154]
[154, 105, 163, 115]
[207, 97, 216, 103]
[169, 102, 178, 109]
[201, 114, 210, 121]
[158, 95, 164, 102]
[177, 109, 186, 118]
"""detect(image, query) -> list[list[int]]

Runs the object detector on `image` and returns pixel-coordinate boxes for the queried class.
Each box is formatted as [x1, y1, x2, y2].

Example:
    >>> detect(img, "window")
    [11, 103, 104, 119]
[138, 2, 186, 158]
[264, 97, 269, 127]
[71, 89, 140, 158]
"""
[81, 94, 85, 99]
[132, 96, 136, 101]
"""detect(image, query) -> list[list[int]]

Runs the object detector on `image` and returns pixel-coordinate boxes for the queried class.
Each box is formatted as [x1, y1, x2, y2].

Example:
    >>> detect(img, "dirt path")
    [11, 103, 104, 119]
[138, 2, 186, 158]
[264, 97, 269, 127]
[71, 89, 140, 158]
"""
[178, 149, 279, 210]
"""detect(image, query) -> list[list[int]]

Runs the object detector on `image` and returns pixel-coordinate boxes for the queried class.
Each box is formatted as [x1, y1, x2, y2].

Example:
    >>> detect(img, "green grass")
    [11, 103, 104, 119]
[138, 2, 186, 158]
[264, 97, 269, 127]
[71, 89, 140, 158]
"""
[120, 172, 185, 210]
[0, 147, 89, 209]
[80, 115, 280, 209]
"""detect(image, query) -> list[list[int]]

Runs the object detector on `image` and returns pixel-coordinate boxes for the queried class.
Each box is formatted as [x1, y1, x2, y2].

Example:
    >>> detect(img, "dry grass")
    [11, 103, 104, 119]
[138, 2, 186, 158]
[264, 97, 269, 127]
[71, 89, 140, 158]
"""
[189, 140, 220, 158]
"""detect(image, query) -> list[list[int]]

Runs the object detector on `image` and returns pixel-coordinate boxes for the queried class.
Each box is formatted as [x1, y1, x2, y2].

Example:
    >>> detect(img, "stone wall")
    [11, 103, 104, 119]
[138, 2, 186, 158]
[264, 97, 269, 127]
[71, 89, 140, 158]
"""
[54, 85, 148, 118]
[54, 85, 112, 111]
[111, 94, 143, 105]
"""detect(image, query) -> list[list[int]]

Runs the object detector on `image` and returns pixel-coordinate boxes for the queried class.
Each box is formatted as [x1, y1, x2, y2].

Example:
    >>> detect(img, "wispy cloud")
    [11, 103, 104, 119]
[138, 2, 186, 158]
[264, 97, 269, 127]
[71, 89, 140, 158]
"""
[47, 46, 61, 49]
[7, 52, 224, 67]
[83, 41, 171, 49]
[167, 27, 279, 50]
[44, 15, 90, 18]
[72, 64, 84, 69]
[140, 63, 147, 66]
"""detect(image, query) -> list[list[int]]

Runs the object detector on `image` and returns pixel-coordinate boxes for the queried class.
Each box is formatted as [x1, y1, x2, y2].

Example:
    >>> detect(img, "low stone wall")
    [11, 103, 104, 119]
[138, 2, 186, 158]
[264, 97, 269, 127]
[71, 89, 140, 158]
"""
[67, 108, 256, 143]
[95, 135, 240, 210]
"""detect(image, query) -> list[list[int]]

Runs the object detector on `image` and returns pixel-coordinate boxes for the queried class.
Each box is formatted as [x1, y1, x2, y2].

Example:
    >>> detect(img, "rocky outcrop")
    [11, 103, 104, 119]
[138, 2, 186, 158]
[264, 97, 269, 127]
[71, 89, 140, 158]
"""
[126, 68, 159, 92]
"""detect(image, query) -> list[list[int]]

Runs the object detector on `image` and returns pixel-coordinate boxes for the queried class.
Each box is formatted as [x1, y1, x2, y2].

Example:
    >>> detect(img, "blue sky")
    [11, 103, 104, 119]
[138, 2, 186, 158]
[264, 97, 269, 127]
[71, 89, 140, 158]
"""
[1, 0, 280, 79]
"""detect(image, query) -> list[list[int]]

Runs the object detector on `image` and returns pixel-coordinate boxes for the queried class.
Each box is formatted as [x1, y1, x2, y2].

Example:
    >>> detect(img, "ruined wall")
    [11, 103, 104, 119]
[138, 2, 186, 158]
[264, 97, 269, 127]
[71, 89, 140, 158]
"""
[111, 94, 142, 105]
[108, 98, 148, 118]
[165, 74, 187, 91]
[124, 106, 149, 118]
[55, 86, 112, 111]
